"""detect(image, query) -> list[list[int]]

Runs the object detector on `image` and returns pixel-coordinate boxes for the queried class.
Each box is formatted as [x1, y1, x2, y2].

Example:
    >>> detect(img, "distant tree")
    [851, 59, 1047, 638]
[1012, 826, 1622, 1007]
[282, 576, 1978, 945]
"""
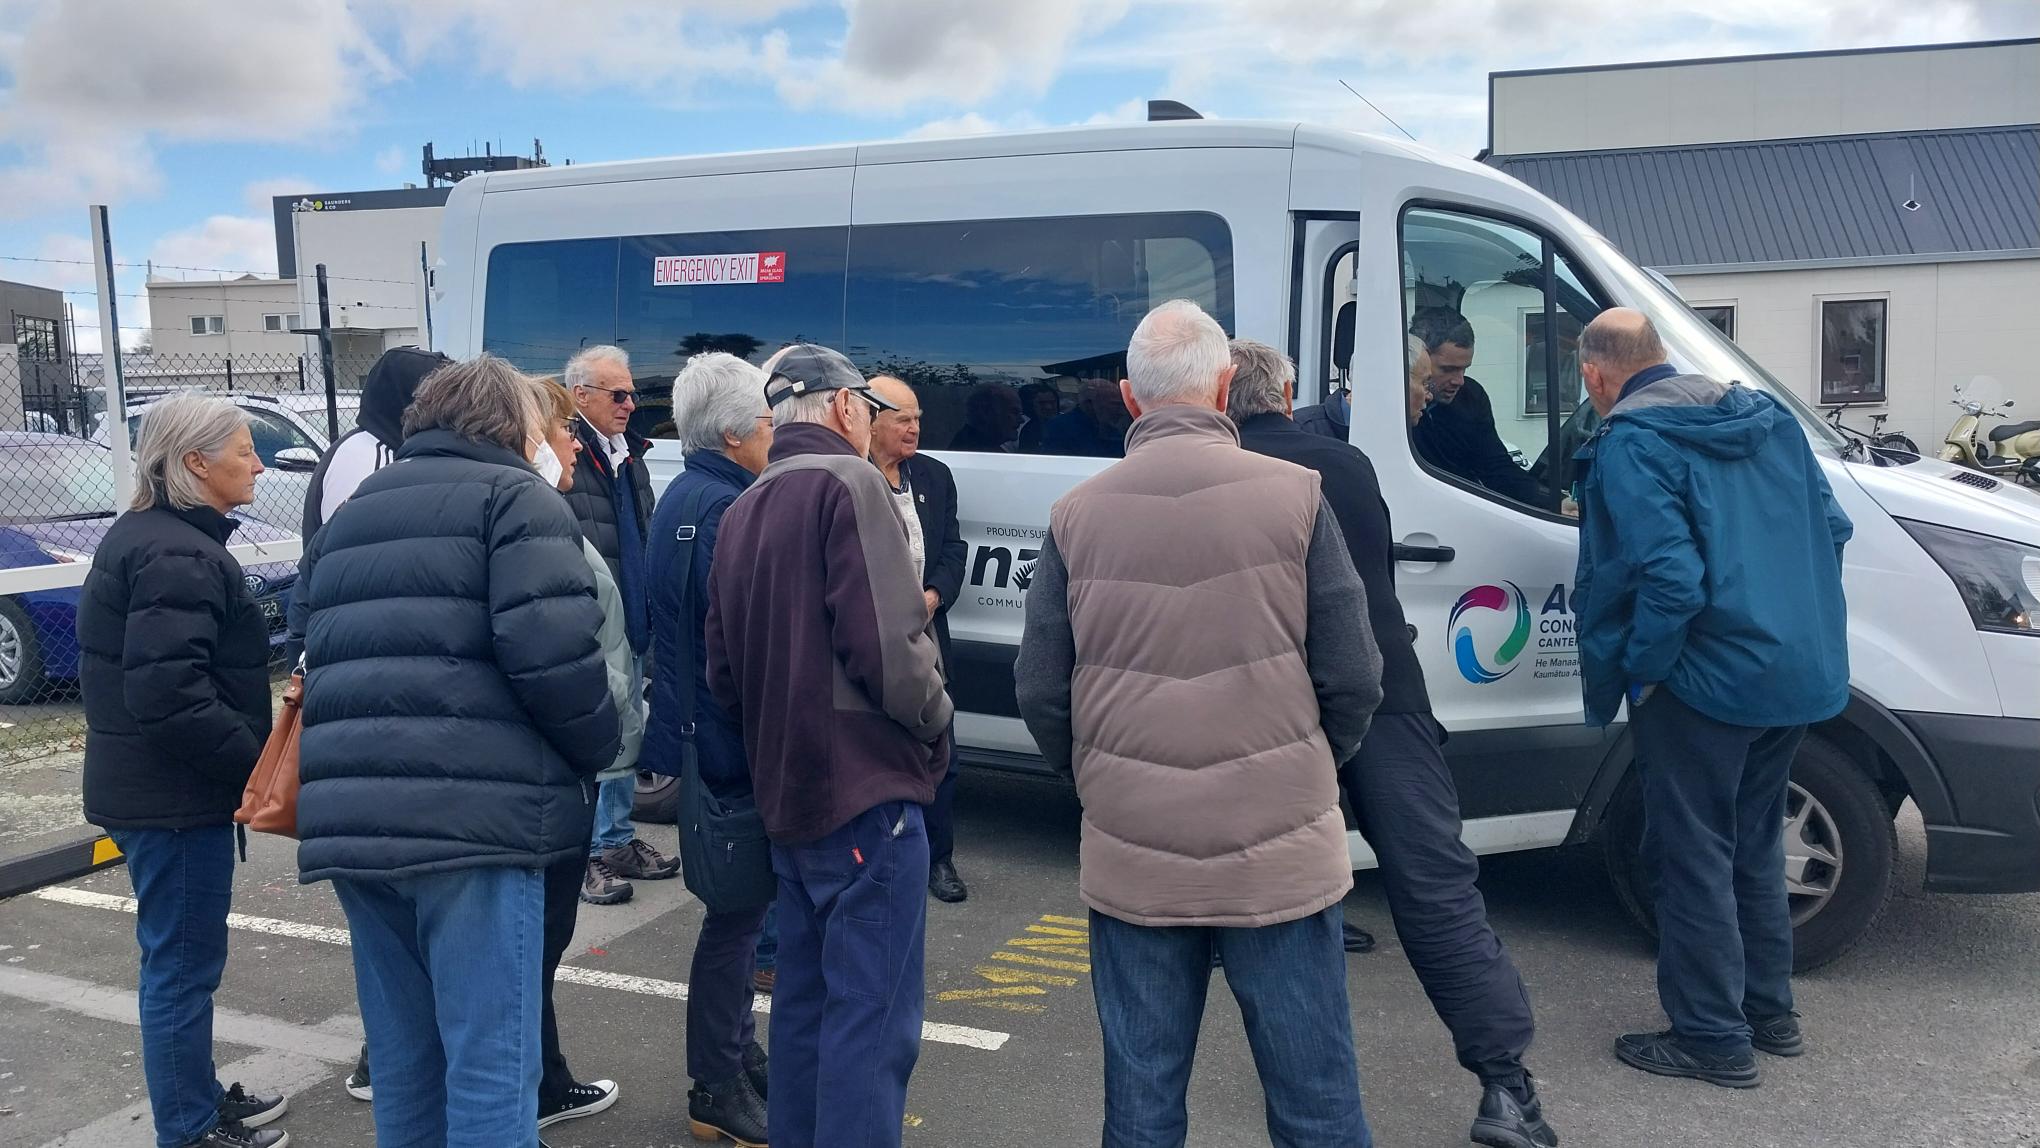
[678, 332, 763, 360]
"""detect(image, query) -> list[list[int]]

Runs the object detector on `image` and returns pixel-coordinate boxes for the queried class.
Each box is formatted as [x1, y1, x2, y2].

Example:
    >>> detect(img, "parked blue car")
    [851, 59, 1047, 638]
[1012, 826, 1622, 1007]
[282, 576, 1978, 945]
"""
[0, 432, 299, 705]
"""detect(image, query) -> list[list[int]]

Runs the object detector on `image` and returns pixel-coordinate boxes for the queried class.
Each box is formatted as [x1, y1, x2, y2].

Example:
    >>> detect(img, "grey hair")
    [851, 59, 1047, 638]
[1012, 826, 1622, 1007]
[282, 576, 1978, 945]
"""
[1127, 299, 1229, 406]
[1578, 311, 1667, 370]
[129, 392, 250, 512]
[760, 344, 835, 427]
[673, 352, 768, 453]
[1225, 338, 1294, 423]
[1407, 333, 1432, 385]
[401, 352, 541, 454]
[564, 344, 631, 391]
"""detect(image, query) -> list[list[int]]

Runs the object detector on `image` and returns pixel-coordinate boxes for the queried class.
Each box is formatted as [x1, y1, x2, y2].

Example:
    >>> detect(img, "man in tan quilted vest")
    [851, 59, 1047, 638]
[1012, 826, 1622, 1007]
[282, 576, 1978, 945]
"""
[1017, 299, 1385, 1148]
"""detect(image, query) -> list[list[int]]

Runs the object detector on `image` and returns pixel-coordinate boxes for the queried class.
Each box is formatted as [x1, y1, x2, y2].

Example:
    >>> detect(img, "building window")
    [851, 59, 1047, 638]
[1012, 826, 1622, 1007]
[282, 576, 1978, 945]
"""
[263, 313, 285, 332]
[190, 315, 225, 336]
[1819, 298, 1886, 404]
[12, 315, 59, 361]
[1693, 304, 1736, 340]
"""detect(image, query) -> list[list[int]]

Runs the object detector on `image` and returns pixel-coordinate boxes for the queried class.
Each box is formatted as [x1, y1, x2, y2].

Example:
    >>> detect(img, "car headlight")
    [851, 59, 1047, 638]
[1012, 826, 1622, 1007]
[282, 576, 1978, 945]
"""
[1899, 519, 2040, 635]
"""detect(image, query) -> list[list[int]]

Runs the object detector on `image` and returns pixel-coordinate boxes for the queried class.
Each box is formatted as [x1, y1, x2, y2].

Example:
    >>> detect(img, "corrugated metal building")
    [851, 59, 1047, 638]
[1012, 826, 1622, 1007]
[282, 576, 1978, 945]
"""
[1486, 38, 2040, 445]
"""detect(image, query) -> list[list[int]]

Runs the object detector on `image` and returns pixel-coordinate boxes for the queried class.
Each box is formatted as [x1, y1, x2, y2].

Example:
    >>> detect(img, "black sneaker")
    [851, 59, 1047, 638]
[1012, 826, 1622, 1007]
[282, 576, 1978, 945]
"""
[1342, 921, 1376, 953]
[1471, 1078, 1558, 1148]
[1749, 1012, 1804, 1057]
[344, 1045, 371, 1101]
[538, 1078, 619, 1128]
[1614, 1030, 1760, 1088]
[183, 1121, 288, 1148]
[689, 1073, 768, 1147]
[928, 858, 968, 903]
[741, 1040, 768, 1101]
[217, 1083, 286, 1129]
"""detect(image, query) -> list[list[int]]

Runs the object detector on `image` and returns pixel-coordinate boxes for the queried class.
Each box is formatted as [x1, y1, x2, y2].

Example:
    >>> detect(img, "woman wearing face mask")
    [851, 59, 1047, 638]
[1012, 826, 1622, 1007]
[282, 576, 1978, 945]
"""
[294, 355, 619, 1148]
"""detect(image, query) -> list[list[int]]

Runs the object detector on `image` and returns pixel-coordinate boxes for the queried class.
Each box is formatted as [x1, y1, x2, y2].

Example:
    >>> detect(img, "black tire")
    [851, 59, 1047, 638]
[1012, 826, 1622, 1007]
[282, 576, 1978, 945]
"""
[1602, 734, 1897, 973]
[0, 597, 48, 706]
[1875, 434, 1921, 455]
[633, 769, 680, 824]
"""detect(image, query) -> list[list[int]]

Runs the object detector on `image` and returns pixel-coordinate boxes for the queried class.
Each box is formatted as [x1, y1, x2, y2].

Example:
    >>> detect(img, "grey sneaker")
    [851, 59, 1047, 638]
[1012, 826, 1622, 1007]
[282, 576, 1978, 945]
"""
[580, 856, 634, 905]
[602, 838, 679, 880]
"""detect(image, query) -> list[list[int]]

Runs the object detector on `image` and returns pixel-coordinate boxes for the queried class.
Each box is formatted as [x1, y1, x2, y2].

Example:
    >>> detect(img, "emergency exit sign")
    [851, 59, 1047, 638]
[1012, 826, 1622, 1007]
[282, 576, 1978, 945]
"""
[653, 252, 786, 286]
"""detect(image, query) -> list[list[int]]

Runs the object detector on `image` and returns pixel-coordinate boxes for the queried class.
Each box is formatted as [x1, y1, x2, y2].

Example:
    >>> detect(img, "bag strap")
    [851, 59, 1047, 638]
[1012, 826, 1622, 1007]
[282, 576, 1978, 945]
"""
[671, 484, 714, 742]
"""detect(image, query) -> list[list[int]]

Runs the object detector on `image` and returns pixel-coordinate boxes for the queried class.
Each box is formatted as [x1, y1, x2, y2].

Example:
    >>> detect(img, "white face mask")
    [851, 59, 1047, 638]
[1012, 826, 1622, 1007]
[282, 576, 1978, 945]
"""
[531, 439, 565, 487]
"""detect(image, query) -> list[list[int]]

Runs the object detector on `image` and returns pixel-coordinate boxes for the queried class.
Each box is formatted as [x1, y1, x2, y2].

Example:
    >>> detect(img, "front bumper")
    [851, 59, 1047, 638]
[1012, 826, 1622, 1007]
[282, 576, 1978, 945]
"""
[1902, 710, 2040, 894]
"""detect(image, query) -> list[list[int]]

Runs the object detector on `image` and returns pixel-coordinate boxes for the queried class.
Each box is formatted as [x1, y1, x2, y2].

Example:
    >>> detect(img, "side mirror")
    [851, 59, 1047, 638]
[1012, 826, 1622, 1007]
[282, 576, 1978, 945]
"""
[2005, 399, 2017, 409]
[273, 447, 319, 472]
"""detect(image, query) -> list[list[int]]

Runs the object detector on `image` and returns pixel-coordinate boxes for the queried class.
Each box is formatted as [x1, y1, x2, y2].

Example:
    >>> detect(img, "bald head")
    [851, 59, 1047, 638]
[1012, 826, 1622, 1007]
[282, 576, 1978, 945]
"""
[1579, 308, 1669, 417]
[866, 374, 923, 466]
[868, 375, 915, 410]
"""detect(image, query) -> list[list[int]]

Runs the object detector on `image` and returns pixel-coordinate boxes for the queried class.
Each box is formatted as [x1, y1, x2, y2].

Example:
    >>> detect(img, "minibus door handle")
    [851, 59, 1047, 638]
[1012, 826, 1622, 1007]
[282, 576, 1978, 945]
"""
[1392, 542, 1456, 564]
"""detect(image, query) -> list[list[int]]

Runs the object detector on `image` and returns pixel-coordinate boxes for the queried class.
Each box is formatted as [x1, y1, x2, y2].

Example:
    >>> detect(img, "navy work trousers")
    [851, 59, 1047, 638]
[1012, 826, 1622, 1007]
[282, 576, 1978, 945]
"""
[1631, 689, 1801, 1054]
[686, 902, 769, 1083]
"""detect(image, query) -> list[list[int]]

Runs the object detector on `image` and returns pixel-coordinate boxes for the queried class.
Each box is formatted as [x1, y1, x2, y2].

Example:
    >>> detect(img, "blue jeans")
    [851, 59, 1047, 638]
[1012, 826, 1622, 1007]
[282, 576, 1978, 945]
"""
[335, 866, 546, 1148]
[110, 825, 235, 1148]
[589, 774, 636, 854]
[1632, 689, 1802, 1054]
[768, 802, 928, 1148]
[1090, 904, 1371, 1148]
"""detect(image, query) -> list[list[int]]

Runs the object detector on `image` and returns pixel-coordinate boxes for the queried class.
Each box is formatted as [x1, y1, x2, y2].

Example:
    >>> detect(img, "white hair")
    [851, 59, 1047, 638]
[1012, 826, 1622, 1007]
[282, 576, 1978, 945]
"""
[673, 353, 768, 454]
[771, 388, 835, 428]
[1127, 299, 1229, 406]
[1406, 333, 1432, 385]
[130, 392, 249, 512]
[564, 344, 631, 391]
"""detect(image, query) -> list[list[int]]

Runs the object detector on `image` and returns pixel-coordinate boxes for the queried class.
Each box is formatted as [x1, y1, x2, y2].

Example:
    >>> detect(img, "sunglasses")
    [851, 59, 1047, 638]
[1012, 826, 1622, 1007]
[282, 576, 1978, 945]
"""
[581, 384, 638, 407]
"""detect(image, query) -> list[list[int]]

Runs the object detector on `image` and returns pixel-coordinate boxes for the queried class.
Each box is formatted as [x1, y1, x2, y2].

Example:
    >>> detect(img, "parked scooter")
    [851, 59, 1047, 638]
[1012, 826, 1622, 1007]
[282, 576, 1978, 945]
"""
[1940, 384, 2040, 485]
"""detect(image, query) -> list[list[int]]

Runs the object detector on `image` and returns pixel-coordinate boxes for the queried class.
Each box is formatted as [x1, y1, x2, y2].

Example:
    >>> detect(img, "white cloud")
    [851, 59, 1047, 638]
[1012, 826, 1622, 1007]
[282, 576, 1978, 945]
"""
[374, 146, 409, 176]
[148, 215, 280, 281]
[242, 177, 318, 215]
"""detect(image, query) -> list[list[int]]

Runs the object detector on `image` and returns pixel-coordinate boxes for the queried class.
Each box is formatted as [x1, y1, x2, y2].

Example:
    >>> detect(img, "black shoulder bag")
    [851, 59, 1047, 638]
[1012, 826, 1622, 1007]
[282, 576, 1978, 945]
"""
[671, 486, 778, 914]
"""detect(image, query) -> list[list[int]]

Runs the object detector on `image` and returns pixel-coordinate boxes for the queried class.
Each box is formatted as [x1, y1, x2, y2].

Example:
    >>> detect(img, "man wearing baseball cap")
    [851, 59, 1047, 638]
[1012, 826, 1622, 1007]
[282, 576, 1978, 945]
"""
[704, 343, 951, 1147]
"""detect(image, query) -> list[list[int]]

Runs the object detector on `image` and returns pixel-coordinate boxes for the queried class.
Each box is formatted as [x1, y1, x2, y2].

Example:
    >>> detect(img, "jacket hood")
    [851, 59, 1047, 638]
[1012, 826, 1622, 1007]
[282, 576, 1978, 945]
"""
[358, 346, 451, 449]
[1607, 374, 1776, 461]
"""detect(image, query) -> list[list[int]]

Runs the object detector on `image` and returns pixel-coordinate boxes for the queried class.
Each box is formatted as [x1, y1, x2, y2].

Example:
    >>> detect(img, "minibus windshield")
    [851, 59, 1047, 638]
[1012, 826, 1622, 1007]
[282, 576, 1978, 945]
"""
[1582, 233, 1849, 457]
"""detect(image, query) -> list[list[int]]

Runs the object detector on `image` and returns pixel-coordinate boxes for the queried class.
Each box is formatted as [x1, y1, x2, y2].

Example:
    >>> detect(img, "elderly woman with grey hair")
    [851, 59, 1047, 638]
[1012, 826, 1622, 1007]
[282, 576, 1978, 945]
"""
[77, 392, 291, 1148]
[295, 353, 618, 1148]
[643, 351, 775, 1144]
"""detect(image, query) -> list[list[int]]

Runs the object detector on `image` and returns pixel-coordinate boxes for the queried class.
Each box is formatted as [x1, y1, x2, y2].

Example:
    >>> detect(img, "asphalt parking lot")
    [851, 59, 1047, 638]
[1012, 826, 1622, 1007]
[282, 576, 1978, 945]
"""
[4, 770, 2040, 1148]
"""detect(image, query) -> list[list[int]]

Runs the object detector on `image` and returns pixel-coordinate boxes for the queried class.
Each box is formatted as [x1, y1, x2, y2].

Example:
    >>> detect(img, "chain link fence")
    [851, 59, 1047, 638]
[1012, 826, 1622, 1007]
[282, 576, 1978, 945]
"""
[0, 349, 377, 764]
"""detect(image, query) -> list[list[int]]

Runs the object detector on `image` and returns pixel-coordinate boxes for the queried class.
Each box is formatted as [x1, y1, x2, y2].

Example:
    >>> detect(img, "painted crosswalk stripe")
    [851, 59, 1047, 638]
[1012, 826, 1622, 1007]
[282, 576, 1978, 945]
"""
[32, 885, 1010, 1052]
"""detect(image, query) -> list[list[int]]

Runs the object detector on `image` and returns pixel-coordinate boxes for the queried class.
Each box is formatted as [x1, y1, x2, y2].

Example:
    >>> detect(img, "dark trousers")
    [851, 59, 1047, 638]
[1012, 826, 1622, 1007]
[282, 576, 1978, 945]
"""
[1631, 690, 1801, 1054]
[1089, 904, 1371, 1148]
[924, 728, 961, 867]
[1340, 712, 1535, 1086]
[110, 825, 235, 1148]
[686, 902, 769, 1083]
[537, 852, 585, 1108]
[767, 801, 928, 1148]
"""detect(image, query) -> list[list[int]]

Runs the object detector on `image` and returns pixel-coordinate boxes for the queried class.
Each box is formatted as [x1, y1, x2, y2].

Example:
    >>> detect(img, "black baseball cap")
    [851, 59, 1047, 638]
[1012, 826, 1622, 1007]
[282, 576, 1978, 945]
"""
[765, 344, 898, 411]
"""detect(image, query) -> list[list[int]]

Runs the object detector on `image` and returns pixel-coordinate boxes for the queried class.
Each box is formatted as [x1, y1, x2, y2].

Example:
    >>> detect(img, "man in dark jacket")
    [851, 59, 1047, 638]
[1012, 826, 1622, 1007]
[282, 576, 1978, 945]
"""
[645, 352, 775, 1145]
[869, 374, 972, 902]
[561, 344, 675, 905]
[299, 346, 449, 540]
[1040, 377, 1130, 457]
[705, 343, 951, 1148]
[1574, 310, 1852, 1089]
[1410, 311, 1542, 505]
[1227, 339, 1556, 1148]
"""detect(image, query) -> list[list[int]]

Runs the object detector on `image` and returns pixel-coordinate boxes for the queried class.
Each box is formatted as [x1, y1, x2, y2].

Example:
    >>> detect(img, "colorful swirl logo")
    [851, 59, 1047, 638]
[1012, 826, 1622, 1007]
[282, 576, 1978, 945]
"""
[1449, 582, 1531, 684]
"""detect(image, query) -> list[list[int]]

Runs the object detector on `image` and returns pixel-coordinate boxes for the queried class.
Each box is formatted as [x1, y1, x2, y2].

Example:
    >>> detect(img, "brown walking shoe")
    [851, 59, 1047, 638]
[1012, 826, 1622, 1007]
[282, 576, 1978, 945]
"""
[580, 856, 634, 905]
[601, 838, 679, 880]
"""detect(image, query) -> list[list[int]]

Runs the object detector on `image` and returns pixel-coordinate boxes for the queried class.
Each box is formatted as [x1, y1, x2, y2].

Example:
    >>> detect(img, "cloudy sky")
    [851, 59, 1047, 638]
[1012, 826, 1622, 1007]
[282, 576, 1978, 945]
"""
[1, 0, 2034, 350]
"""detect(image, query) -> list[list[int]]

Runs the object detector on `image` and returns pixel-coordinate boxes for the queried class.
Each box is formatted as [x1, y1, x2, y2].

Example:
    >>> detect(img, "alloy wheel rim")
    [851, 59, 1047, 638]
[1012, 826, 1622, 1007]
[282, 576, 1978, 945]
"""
[0, 613, 21, 688]
[1784, 781, 1843, 926]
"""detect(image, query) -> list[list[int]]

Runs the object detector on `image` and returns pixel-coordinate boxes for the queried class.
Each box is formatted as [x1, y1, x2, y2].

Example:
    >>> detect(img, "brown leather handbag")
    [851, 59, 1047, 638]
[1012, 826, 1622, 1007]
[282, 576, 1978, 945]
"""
[235, 668, 303, 838]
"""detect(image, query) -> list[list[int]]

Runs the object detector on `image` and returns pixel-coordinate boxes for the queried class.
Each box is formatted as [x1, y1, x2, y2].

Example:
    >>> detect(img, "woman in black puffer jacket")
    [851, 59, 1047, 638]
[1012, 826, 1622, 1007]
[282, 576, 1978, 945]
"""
[295, 354, 618, 1147]
[78, 392, 290, 1148]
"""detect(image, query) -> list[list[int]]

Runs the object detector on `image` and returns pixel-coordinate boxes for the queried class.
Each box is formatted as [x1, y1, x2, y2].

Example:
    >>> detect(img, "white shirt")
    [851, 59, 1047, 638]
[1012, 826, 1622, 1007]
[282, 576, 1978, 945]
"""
[580, 414, 630, 471]
[889, 471, 926, 580]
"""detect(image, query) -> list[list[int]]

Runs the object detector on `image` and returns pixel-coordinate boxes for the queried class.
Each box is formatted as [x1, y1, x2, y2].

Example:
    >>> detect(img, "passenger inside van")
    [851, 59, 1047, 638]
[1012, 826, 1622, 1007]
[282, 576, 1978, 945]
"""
[1014, 382, 1065, 453]
[1409, 309, 1541, 504]
[947, 384, 1024, 452]
[1041, 377, 1131, 458]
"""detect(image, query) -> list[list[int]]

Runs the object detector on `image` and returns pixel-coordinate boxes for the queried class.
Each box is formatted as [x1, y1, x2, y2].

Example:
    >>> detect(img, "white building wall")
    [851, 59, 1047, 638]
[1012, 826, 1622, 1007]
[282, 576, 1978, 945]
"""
[1493, 40, 2040, 154]
[1668, 258, 2040, 446]
[288, 206, 441, 351]
[145, 279, 307, 359]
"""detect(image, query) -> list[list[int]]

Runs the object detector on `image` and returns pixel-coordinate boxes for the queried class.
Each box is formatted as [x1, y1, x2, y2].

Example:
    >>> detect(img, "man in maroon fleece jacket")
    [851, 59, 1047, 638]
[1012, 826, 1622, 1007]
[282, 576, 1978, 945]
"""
[705, 343, 951, 1148]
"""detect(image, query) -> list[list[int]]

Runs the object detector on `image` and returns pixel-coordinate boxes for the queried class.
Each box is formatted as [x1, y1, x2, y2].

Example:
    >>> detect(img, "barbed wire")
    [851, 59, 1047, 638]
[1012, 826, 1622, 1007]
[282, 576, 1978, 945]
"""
[0, 253, 421, 288]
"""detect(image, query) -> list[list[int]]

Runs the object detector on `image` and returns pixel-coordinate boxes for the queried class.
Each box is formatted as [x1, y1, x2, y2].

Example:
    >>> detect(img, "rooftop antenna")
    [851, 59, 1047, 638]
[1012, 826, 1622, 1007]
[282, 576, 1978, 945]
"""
[1901, 173, 1921, 212]
[1338, 79, 1417, 142]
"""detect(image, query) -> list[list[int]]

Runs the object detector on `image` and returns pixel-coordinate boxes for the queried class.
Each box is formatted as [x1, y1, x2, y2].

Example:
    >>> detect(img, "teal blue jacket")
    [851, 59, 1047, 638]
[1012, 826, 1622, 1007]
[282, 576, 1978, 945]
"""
[1574, 372, 1853, 728]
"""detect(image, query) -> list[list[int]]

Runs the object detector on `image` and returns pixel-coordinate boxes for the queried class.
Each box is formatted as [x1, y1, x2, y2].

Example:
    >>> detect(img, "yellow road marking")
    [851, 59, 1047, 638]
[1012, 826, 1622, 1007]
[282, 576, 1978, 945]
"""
[973, 965, 1078, 987]
[990, 951, 1091, 973]
[1039, 914, 1089, 927]
[999, 937, 1089, 955]
[972, 1000, 1048, 1014]
[935, 985, 1048, 1002]
[1023, 924, 1089, 938]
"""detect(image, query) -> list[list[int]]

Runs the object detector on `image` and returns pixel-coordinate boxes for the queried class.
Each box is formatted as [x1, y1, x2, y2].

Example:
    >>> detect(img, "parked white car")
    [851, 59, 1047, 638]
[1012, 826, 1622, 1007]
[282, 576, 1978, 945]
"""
[92, 390, 361, 531]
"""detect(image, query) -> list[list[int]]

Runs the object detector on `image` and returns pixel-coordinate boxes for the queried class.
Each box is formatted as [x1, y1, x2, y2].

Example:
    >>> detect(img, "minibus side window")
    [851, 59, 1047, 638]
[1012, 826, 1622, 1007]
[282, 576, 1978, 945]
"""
[844, 212, 1234, 455]
[1398, 207, 1604, 518]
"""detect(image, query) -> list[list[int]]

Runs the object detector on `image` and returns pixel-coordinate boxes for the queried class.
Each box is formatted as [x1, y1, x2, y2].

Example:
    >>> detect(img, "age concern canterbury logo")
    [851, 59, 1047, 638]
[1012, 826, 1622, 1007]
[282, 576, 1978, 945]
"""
[1449, 582, 1531, 684]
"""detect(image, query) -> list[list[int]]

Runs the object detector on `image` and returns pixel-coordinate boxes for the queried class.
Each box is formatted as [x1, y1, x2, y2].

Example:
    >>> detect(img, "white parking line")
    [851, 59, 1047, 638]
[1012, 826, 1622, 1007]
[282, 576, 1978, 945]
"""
[32, 885, 1012, 1052]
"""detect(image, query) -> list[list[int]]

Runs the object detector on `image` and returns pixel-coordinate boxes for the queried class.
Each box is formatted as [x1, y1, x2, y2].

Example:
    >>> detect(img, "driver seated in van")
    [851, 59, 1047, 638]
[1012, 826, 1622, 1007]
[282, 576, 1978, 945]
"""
[1410, 309, 1541, 505]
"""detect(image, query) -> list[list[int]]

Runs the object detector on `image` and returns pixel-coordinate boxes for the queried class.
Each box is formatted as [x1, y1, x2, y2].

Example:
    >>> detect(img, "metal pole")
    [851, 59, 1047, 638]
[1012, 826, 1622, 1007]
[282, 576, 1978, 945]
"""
[297, 355, 306, 392]
[419, 241, 434, 350]
[225, 355, 234, 394]
[89, 205, 133, 510]
[316, 264, 338, 443]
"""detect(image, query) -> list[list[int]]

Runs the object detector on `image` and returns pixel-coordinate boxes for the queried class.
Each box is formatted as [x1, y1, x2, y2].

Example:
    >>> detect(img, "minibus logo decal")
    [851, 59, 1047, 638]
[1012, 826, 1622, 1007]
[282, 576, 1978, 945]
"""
[1449, 582, 1531, 684]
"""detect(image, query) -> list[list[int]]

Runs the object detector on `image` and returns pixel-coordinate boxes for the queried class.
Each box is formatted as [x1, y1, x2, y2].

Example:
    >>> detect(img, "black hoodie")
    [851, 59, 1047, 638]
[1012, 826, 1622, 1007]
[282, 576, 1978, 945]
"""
[299, 346, 449, 539]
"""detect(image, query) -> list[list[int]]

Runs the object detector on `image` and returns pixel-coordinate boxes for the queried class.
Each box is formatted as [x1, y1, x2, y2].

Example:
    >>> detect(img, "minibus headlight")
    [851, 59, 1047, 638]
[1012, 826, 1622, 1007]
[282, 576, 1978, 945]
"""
[1899, 519, 2040, 635]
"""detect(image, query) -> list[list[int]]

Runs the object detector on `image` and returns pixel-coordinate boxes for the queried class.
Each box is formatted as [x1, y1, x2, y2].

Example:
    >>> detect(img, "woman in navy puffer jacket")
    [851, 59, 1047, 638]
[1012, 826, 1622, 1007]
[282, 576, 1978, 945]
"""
[295, 353, 618, 1148]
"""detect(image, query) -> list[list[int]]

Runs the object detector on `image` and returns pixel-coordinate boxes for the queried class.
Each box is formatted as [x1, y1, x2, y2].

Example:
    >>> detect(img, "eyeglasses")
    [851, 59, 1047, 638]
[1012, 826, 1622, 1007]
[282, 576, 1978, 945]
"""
[845, 389, 888, 417]
[581, 384, 637, 407]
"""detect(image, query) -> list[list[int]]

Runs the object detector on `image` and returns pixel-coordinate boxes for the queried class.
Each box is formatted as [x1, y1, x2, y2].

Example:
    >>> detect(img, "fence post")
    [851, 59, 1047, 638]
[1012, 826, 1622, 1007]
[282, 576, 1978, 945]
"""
[89, 205, 133, 510]
[297, 355, 306, 393]
[225, 355, 234, 394]
[316, 264, 337, 443]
